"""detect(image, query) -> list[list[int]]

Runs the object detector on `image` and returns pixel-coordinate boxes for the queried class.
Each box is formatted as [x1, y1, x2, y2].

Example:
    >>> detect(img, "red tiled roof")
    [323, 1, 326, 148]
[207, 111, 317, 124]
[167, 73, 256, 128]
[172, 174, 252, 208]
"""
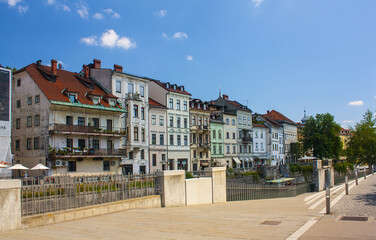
[150, 79, 191, 96]
[253, 124, 267, 128]
[149, 98, 167, 108]
[18, 63, 120, 109]
[264, 110, 296, 125]
[260, 114, 281, 128]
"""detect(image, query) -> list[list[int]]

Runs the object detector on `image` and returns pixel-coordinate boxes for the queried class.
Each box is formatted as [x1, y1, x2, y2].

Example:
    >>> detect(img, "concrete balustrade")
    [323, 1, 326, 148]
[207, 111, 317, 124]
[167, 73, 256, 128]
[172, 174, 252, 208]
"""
[0, 180, 22, 233]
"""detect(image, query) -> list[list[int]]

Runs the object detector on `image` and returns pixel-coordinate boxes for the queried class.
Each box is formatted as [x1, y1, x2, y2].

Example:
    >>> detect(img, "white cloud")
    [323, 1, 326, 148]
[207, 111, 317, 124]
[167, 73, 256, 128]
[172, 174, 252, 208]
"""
[93, 12, 103, 19]
[112, 12, 120, 19]
[103, 8, 113, 14]
[173, 32, 188, 40]
[76, 2, 88, 19]
[186, 55, 193, 61]
[62, 4, 70, 11]
[17, 4, 28, 13]
[157, 9, 167, 17]
[46, 0, 55, 5]
[7, 0, 21, 7]
[343, 120, 354, 124]
[162, 32, 169, 39]
[348, 100, 364, 106]
[251, 0, 264, 7]
[80, 36, 98, 46]
[81, 29, 135, 50]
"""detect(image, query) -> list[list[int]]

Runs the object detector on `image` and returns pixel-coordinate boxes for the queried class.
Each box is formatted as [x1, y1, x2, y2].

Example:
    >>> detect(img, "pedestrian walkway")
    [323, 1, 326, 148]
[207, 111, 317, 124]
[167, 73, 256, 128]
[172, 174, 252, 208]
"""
[299, 174, 376, 240]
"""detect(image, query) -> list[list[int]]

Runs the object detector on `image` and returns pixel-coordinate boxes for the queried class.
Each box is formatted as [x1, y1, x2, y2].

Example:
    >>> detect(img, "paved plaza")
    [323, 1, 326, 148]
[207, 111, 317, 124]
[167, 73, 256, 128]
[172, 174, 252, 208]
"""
[0, 175, 375, 240]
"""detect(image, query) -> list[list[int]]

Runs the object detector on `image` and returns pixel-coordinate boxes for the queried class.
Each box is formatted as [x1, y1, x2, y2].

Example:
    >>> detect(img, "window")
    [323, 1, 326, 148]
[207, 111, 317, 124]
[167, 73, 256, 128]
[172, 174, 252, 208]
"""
[176, 100, 181, 110]
[192, 116, 196, 126]
[260, 131, 263, 138]
[183, 101, 187, 111]
[261, 143, 264, 150]
[256, 143, 259, 151]
[128, 83, 134, 93]
[213, 130, 216, 139]
[141, 150, 145, 160]
[66, 139, 73, 149]
[162, 154, 166, 163]
[16, 100, 20, 108]
[169, 116, 174, 127]
[66, 116, 73, 125]
[116, 80, 121, 93]
[17, 79, 21, 87]
[78, 117, 85, 126]
[239, 145, 242, 153]
[152, 154, 157, 166]
[93, 140, 99, 149]
[192, 133, 196, 144]
[78, 139, 85, 149]
[68, 161, 76, 172]
[27, 138, 31, 150]
[247, 117, 251, 126]
[177, 135, 181, 146]
[232, 132, 236, 139]
[133, 105, 139, 118]
[35, 95, 40, 103]
[34, 115, 40, 126]
[233, 145, 236, 153]
[103, 161, 110, 171]
[16, 118, 20, 129]
[141, 107, 145, 120]
[200, 151, 203, 158]
[226, 132, 230, 139]
[193, 150, 197, 158]
[69, 94, 77, 103]
[139, 85, 145, 97]
[134, 127, 139, 141]
[204, 118, 208, 126]
[213, 145, 217, 155]
[249, 145, 251, 153]
[27, 116, 32, 127]
[129, 152, 133, 159]
[33, 138, 39, 149]
[109, 99, 116, 107]
[255, 131, 258, 138]
[243, 117, 246, 125]
[15, 140, 20, 151]
[169, 98, 173, 109]
[160, 134, 164, 145]
[227, 145, 230, 154]
[93, 118, 99, 128]
[159, 116, 164, 126]
[219, 130, 222, 139]
[239, 130, 242, 139]
[238, 116, 242, 124]
[219, 145, 222, 154]
[151, 115, 156, 125]
[232, 119, 235, 125]
[170, 134, 174, 145]
[184, 135, 188, 146]
[92, 97, 100, 105]
[107, 119, 112, 131]
[177, 117, 181, 128]
[141, 128, 145, 142]
[226, 118, 229, 125]
[184, 118, 188, 128]
[27, 97, 32, 105]
[198, 117, 202, 126]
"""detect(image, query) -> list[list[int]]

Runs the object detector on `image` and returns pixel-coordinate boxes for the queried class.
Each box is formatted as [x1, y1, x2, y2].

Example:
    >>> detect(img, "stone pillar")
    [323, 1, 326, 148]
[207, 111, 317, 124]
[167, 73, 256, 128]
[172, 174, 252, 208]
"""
[313, 160, 325, 191]
[327, 160, 335, 187]
[205, 167, 226, 203]
[0, 180, 21, 233]
[155, 170, 185, 207]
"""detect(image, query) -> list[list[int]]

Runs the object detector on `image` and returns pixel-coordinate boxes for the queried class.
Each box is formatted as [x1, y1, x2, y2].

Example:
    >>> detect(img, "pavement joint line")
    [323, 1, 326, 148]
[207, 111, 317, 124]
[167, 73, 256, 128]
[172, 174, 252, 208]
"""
[285, 217, 319, 240]
[305, 184, 343, 205]
[308, 183, 350, 210]
[304, 184, 343, 204]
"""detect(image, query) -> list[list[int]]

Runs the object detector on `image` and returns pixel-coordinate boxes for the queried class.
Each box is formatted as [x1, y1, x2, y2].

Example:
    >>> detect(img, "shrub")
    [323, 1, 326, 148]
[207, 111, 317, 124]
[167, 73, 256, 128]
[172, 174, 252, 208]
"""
[240, 171, 260, 183]
[186, 172, 194, 179]
[289, 164, 302, 174]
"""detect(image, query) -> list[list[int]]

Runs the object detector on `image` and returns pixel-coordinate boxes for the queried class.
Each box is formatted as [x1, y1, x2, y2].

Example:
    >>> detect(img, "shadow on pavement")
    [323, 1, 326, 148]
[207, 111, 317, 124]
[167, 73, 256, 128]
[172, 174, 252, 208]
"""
[353, 184, 376, 206]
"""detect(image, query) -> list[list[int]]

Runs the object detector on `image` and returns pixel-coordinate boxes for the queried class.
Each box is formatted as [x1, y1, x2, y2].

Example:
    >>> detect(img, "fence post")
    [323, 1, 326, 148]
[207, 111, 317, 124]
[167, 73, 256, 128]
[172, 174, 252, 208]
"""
[326, 186, 330, 214]
[355, 169, 358, 185]
[345, 176, 348, 195]
[364, 168, 366, 179]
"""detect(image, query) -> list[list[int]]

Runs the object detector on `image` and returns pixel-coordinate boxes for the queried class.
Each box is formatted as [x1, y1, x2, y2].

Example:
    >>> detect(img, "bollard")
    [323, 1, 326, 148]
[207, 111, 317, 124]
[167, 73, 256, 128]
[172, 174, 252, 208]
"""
[364, 168, 366, 179]
[326, 186, 330, 214]
[345, 176, 348, 195]
[355, 170, 358, 185]
[372, 165, 374, 175]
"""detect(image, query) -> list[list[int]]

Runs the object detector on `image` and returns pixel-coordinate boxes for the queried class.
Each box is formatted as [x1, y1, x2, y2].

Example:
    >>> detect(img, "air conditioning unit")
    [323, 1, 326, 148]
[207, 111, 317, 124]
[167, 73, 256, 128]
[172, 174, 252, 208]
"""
[55, 160, 67, 167]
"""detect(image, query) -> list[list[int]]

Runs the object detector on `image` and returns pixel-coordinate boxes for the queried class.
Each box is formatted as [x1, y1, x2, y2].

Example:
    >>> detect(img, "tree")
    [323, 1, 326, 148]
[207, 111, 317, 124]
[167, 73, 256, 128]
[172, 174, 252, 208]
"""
[346, 110, 376, 167]
[302, 113, 342, 160]
[290, 142, 303, 163]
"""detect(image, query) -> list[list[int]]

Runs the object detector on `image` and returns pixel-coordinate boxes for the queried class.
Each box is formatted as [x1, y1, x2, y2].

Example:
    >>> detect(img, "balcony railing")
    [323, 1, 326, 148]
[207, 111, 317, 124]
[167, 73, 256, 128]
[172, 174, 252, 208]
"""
[125, 92, 142, 101]
[49, 147, 126, 158]
[242, 136, 253, 143]
[49, 124, 126, 136]
[199, 143, 211, 149]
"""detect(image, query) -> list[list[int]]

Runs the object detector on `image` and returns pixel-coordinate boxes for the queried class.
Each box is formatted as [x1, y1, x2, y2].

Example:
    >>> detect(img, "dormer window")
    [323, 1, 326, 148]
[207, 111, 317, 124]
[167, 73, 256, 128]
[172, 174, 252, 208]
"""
[166, 83, 170, 88]
[173, 85, 177, 90]
[203, 105, 207, 110]
[180, 86, 184, 91]
[198, 104, 200, 109]
[93, 97, 100, 105]
[69, 93, 78, 103]
[109, 99, 116, 107]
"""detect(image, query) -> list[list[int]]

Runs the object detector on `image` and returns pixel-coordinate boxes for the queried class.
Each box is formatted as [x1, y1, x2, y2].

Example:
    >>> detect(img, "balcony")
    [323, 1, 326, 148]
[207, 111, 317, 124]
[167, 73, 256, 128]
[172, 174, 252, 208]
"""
[49, 147, 126, 159]
[125, 92, 142, 101]
[242, 136, 253, 143]
[199, 143, 211, 149]
[49, 124, 126, 137]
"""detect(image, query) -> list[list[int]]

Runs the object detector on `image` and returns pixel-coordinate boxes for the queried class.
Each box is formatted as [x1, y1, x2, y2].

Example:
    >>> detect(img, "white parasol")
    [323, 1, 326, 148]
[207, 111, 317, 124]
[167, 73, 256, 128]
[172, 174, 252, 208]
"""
[30, 163, 50, 170]
[0, 163, 7, 168]
[8, 164, 29, 170]
[298, 156, 318, 160]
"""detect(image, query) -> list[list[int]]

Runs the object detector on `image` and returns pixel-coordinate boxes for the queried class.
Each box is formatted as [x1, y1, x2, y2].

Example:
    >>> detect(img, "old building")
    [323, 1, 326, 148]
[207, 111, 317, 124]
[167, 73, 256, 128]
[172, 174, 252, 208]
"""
[252, 123, 268, 166]
[212, 94, 253, 168]
[210, 112, 225, 167]
[12, 60, 126, 176]
[190, 99, 211, 171]
[89, 60, 149, 174]
[148, 98, 168, 172]
[149, 80, 191, 170]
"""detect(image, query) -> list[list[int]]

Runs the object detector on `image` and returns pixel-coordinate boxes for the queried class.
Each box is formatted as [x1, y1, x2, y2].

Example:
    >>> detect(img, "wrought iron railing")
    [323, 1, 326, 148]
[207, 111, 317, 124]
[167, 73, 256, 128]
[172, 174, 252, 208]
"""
[49, 123, 126, 136]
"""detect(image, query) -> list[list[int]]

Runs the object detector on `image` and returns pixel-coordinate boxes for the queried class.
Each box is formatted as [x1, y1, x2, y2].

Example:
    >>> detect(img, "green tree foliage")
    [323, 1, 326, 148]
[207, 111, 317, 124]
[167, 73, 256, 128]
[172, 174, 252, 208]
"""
[5, 66, 17, 73]
[290, 142, 303, 162]
[346, 110, 376, 167]
[302, 113, 342, 160]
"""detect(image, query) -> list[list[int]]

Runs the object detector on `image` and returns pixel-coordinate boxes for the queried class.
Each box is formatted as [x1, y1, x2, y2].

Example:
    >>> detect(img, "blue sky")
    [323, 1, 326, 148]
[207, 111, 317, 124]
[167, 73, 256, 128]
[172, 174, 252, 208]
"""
[1, 0, 376, 127]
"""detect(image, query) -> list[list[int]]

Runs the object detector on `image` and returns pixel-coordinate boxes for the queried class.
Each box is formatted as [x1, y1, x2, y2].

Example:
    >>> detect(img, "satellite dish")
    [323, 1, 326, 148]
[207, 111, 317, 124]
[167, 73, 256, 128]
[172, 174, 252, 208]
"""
[58, 63, 63, 69]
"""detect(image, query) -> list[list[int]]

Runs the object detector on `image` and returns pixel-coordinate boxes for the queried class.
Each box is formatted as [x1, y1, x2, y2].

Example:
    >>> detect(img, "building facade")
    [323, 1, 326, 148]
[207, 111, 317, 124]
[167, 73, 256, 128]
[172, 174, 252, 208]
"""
[210, 112, 224, 167]
[90, 60, 149, 174]
[190, 99, 211, 171]
[148, 98, 168, 172]
[12, 60, 126, 176]
[149, 80, 191, 170]
[252, 124, 268, 166]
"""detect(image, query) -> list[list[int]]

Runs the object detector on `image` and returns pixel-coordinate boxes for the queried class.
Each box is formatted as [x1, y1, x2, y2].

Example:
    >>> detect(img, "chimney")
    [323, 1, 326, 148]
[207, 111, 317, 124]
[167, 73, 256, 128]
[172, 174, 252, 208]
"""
[114, 64, 123, 73]
[51, 59, 57, 75]
[82, 64, 89, 78]
[36, 60, 42, 67]
[267, 110, 270, 114]
[93, 59, 101, 69]
[223, 94, 229, 100]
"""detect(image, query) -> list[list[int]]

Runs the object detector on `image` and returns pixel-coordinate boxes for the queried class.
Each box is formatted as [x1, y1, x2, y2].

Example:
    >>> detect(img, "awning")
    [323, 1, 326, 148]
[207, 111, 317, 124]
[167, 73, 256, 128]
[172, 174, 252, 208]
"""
[200, 162, 209, 167]
[249, 157, 254, 162]
[233, 157, 241, 164]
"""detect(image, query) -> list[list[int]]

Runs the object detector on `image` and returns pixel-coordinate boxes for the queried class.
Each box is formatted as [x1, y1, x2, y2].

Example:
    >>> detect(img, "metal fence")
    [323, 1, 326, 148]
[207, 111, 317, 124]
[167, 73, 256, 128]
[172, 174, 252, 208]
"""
[226, 181, 311, 202]
[21, 174, 156, 217]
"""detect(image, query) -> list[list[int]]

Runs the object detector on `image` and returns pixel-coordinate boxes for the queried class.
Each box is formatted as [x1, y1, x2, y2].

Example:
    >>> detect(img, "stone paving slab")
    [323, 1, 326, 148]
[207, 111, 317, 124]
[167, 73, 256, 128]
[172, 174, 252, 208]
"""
[0, 193, 318, 240]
